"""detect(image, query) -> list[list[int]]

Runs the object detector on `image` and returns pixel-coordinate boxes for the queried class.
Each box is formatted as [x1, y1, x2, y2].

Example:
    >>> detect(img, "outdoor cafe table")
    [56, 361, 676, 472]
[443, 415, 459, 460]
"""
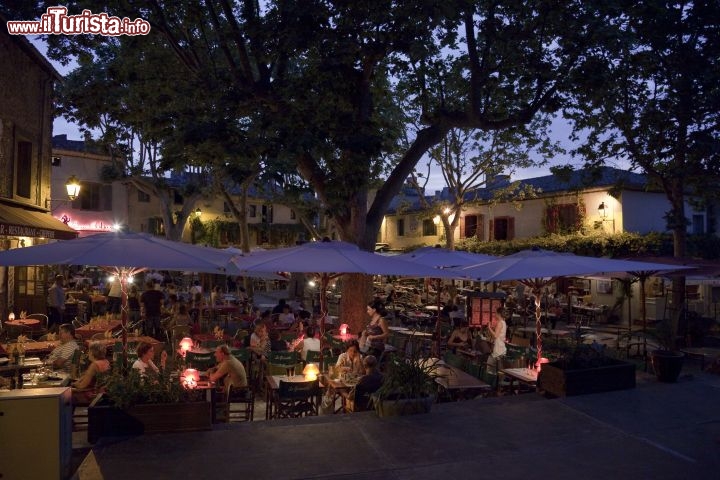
[499, 367, 538, 393]
[0, 357, 45, 388]
[680, 347, 720, 371]
[21, 370, 71, 389]
[75, 320, 122, 340]
[85, 335, 163, 356]
[571, 304, 603, 325]
[5, 318, 41, 331]
[321, 375, 357, 414]
[434, 363, 491, 399]
[0, 340, 60, 357]
[332, 333, 358, 342]
[515, 326, 571, 343]
[192, 333, 233, 346]
[264, 374, 321, 420]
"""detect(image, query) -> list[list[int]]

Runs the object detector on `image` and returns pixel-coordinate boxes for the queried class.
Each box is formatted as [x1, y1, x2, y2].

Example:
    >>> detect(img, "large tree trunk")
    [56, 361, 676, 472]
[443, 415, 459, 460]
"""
[668, 181, 687, 349]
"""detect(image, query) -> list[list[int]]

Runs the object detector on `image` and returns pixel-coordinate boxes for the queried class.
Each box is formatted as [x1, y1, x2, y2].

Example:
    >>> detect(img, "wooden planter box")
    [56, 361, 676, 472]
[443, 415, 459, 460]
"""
[88, 399, 212, 443]
[538, 359, 636, 397]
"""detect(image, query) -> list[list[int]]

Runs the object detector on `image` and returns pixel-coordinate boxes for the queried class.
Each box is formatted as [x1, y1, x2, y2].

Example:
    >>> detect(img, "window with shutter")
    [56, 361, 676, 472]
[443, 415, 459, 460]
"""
[546, 204, 580, 233]
[464, 215, 478, 237]
[491, 216, 515, 241]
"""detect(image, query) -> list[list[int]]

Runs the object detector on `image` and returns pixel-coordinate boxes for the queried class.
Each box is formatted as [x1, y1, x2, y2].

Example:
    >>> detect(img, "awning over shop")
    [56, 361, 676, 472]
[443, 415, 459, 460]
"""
[0, 203, 78, 240]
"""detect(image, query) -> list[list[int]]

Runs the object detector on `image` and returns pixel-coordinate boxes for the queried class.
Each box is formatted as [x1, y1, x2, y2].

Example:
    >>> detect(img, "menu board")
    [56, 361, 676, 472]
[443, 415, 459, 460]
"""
[467, 292, 506, 328]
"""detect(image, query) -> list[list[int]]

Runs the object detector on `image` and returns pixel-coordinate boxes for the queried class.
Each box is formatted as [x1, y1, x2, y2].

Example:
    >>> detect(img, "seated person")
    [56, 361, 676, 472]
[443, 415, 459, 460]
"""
[46, 323, 80, 373]
[249, 322, 270, 359]
[165, 303, 192, 330]
[335, 340, 364, 376]
[208, 344, 248, 388]
[343, 355, 384, 412]
[71, 341, 110, 404]
[269, 330, 288, 351]
[294, 326, 321, 361]
[447, 320, 472, 352]
[132, 342, 167, 375]
[279, 304, 296, 326]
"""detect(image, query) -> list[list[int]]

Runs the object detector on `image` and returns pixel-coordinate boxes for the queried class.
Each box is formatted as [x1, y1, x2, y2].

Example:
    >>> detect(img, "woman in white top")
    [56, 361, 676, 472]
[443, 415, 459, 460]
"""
[486, 307, 507, 373]
[295, 326, 321, 361]
[132, 342, 167, 375]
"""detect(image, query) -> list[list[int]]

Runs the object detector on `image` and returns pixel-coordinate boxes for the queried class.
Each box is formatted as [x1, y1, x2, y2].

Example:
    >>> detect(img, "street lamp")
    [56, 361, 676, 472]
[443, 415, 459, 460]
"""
[194, 207, 202, 218]
[45, 175, 82, 209]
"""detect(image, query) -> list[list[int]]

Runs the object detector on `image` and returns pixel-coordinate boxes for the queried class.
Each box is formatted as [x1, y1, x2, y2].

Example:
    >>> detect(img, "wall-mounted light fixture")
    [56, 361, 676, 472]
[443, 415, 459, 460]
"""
[194, 207, 202, 218]
[598, 202, 608, 219]
[45, 175, 81, 209]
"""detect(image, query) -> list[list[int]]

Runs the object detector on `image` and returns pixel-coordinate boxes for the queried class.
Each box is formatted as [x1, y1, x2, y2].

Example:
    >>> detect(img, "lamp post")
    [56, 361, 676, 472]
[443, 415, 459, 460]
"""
[45, 175, 82, 210]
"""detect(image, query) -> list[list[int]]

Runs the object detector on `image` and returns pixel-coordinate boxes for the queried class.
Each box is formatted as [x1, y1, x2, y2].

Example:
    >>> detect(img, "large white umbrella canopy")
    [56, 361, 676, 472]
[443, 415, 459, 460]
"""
[393, 246, 496, 268]
[223, 247, 287, 281]
[230, 240, 462, 332]
[231, 240, 461, 278]
[0, 231, 239, 366]
[0, 231, 234, 273]
[457, 247, 692, 368]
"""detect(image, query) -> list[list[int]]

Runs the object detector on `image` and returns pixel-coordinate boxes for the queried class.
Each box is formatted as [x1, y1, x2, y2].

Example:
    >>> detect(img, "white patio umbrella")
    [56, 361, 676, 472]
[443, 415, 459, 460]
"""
[230, 239, 461, 331]
[458, 247, 692, 369]
[0, 231, 239, 365]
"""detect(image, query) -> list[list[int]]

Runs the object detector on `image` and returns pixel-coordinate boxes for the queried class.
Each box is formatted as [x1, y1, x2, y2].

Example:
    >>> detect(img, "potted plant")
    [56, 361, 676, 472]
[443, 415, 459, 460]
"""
[88, 368, 212, 443]
[372, 355, 439, 417]
[648, 316, 685, 383]
[538, 327, 636, 397]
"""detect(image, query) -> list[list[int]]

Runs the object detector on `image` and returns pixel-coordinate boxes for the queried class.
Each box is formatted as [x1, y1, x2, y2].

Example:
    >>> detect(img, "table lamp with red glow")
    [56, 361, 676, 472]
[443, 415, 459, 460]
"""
[179, 337, 194, 357]
[8, 312, 15, 322]
[181, 368, 200, 389]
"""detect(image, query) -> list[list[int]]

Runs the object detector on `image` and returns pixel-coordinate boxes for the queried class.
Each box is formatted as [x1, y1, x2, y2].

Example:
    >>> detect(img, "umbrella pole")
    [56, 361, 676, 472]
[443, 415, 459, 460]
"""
[120, 269, 128, 372]
[318, 273, 330, 372]
[432, 278, 442, 357]
[639, 275, 648, 371]
[534, 288, 543, 370]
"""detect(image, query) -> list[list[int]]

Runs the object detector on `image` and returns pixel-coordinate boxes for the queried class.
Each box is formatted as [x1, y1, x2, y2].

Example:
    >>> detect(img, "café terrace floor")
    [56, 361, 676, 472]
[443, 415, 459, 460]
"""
[73, 368, 720, 480]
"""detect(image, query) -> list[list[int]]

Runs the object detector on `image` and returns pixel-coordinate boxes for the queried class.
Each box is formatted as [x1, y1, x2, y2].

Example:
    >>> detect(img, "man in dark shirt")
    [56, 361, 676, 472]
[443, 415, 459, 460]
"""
[345, 355, 384, 412]
[140, 281, 165, 339]
[272, 299, 287, 315]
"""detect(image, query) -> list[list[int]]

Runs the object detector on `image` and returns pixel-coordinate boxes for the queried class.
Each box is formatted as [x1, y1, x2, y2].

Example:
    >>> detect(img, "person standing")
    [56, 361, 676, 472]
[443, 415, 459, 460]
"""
[47, 275, 66, 329]
[140, 281, 165, 339]
[487, 307, 507, 373]
[106, 278, 122, 315]
[362, 300, 389, 358]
